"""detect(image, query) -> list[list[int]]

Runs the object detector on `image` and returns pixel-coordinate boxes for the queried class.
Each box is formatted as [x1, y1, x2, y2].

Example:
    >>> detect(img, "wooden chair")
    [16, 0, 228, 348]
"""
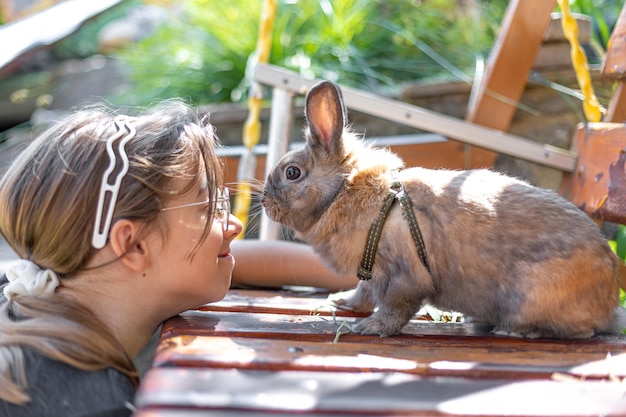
[558, 3, 626, 226]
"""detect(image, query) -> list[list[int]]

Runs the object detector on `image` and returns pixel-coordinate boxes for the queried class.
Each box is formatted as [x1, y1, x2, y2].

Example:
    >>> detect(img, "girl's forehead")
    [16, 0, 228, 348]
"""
[168, 176, 209, 198]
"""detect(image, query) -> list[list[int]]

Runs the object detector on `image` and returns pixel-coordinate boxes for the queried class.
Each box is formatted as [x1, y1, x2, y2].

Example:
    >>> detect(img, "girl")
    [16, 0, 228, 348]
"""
[0, 101, 243, 416]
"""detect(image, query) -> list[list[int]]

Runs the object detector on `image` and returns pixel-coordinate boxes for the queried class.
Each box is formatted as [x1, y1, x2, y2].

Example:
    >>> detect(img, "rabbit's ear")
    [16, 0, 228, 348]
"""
[305, 81, 347, 153]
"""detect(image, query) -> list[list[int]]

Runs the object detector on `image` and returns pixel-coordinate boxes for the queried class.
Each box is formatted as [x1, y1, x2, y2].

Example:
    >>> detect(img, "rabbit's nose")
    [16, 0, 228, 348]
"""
[260, 190, 270, 205]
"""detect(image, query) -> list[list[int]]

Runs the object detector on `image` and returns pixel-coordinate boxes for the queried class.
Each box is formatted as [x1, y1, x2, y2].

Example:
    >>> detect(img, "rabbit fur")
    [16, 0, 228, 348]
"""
[262, 80, 626, 339]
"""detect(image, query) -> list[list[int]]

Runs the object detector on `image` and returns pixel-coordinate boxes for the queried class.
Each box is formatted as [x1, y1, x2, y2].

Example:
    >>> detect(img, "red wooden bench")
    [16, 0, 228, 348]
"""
[133, 288, 626, 416]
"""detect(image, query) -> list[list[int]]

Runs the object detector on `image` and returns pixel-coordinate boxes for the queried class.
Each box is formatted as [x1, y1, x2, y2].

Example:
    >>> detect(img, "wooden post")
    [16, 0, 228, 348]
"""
[465, 0, 557, 168]
[560, 123, 626, 226]
[602, 2, 626, 122]
[259, 87, 294, 240]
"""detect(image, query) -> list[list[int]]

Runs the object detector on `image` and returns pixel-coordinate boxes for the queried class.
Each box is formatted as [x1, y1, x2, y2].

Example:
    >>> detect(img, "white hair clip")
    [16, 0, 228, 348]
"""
[92, 115, 137, 249]
[4, 260, 60, 300]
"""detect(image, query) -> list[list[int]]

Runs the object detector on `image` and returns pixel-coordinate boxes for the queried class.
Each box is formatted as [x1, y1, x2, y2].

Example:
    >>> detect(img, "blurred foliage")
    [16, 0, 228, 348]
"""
[608, 225, 626, 312]
[111, 0, 509, 107]
[43, 0, 625, 108]
[564, 0, 625, 49]
[52, 0, 142, 60]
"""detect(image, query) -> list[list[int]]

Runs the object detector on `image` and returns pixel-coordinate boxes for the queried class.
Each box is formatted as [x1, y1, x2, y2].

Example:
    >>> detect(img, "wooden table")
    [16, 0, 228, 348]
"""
[134, 288, 626, 416]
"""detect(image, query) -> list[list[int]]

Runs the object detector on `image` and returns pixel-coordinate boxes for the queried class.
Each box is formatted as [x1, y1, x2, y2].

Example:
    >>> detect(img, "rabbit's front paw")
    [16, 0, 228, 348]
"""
[328, 289, 375, 313]
[353, 315, 405, 337]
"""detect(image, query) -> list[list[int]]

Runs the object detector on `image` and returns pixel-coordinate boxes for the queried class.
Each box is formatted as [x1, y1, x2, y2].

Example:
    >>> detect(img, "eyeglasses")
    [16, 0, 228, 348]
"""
[161, 186, 230, 232]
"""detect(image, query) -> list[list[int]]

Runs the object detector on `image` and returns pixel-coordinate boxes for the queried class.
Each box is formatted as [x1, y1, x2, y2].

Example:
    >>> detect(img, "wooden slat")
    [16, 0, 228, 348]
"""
[465, 0, 557, 168]
[254, 64, 577, 172]
[201, 289, 366, 317]
[160, 310, 626, 353]
[153, 335, 626, 380]
[134, 409, 358, 417]
[223, 141, 470, 187]
[187, 291, 626, 353]
[160, 309, 489, 343]
[135, 367, 626, 416]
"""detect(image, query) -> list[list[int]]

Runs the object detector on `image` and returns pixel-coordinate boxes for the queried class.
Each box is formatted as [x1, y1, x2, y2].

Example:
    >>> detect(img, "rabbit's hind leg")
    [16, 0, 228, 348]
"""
[491, 325, 595, 340]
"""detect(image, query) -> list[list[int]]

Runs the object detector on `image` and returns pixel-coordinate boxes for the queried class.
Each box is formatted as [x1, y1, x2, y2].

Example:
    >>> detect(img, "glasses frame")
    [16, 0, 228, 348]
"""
[160, 186, 230, 232]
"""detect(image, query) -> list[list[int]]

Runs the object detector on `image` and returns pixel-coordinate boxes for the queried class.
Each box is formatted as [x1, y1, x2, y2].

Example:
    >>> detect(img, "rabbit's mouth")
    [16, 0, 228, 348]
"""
[261, 197, 282, 223]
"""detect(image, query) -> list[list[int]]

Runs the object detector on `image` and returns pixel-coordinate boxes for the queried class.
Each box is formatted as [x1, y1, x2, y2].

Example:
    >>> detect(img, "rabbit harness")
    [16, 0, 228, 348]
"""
[357, 171, 430, 280]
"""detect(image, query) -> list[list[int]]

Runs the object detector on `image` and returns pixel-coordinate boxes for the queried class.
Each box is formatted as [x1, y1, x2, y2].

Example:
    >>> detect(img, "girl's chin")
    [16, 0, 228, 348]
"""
[217, 258, 234, 289]
[218, 254, 235, 271]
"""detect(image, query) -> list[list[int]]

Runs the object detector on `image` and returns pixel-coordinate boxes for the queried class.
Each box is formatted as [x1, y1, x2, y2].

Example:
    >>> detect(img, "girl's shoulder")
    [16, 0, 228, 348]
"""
[0, 348, 136, 417]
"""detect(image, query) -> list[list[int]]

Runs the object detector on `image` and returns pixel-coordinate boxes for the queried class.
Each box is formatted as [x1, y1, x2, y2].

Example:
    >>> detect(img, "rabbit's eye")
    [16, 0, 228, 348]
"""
[285, 166, 301, 180]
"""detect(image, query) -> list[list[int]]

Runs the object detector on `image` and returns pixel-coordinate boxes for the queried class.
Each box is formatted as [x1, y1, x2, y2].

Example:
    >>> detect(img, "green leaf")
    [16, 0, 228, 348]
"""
[616, 225, 626, 261]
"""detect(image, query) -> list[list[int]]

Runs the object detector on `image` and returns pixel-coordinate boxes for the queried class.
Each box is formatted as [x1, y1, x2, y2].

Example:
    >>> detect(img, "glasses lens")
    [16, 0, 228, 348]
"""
[217, 187, 230, 231]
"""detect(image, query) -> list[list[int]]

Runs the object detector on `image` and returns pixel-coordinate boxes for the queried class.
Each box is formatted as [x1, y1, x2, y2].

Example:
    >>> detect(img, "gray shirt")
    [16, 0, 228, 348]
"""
[0, 348, 135, 417]
[0, 276, 136, 417]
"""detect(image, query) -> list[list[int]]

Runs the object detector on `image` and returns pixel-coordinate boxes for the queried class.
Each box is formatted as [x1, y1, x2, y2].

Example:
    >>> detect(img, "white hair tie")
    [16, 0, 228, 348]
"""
[4, 260, 60, 300]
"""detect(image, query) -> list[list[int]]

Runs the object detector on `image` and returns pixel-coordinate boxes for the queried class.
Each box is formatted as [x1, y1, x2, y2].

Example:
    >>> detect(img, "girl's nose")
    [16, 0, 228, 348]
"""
[225, 214, 243, 239]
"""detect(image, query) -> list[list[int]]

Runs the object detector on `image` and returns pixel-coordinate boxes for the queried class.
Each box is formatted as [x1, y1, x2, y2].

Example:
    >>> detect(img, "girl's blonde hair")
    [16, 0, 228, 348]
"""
[0, 100, 223, 403]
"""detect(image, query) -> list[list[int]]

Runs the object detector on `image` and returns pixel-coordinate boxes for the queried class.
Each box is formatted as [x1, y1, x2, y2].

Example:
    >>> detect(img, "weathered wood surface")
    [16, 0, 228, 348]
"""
[135, 289, 626, 416]
[560, 123, 626, 226]
[136, 367, 626, 416]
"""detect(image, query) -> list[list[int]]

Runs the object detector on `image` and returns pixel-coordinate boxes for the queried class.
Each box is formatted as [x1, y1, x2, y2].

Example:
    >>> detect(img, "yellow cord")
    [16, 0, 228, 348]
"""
[233, 0, 277, 237]
[557, 0, 604, 122]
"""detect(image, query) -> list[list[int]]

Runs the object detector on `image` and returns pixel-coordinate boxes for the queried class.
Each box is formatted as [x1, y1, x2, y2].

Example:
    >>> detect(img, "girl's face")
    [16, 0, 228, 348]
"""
[153, 183, 243, 311]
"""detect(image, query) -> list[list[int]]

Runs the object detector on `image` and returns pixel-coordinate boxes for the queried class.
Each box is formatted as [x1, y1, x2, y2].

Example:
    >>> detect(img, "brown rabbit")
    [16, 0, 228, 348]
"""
[262, 80, 626, 339]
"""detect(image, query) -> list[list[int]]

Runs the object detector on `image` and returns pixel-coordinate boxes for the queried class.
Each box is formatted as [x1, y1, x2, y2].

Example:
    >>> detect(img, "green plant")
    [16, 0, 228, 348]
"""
[608, 225, 626, 314]
[111, 0, 509, 107]
[112, 0, 259, 105]
[53, 0, 141, 60]
[561, 0, 625, 49]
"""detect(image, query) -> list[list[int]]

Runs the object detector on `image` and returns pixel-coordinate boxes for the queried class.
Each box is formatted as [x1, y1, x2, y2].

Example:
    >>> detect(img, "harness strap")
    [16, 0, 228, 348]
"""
[357, 172, 430, 281]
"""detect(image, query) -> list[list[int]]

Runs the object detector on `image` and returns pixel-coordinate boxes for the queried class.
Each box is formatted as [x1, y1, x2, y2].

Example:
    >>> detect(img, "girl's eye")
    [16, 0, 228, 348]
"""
[285, 166, 301, 180]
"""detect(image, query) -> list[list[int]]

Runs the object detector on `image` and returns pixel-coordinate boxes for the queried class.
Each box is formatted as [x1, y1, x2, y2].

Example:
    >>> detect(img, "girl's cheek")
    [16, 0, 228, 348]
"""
[208, 219, 224, 241]
[171, 214, 207, 232]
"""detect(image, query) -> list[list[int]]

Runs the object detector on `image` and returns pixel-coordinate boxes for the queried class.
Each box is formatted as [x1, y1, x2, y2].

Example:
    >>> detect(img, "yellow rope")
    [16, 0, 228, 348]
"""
[557, 0, 605, 122]
[233, 0, 277, 237]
